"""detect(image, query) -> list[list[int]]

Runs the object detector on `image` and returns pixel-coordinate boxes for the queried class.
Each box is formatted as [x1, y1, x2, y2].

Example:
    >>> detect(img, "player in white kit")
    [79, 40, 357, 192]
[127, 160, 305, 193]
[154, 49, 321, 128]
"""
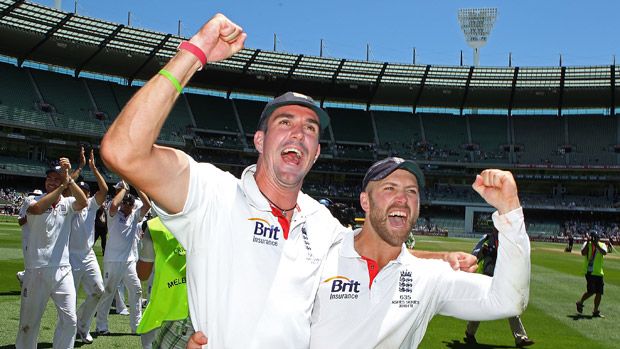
[16, 158, 88, 349]
[95, 184, 150, 335]
[69, 148, 109, 344]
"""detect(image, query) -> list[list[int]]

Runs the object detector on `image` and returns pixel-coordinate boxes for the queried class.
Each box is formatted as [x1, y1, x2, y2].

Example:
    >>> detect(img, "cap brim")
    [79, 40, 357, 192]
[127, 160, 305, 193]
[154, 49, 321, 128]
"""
[262, 101, 330, 131]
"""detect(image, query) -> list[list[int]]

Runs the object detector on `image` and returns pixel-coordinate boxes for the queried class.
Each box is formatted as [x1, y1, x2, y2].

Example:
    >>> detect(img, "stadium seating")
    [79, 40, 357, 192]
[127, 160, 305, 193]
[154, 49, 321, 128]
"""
[419, 113, 468, 162]
[85, 79, 121, 121]
[30, 69, 106, 135]
[512, 115, 565, 164]
[566, 115, 617, 165]
[187, 94, 239, 132]
[233, 98, 266, 135]
[373, 110, 422, 156]
[328, 107, 374, 143]
[468, 114, 510, 163]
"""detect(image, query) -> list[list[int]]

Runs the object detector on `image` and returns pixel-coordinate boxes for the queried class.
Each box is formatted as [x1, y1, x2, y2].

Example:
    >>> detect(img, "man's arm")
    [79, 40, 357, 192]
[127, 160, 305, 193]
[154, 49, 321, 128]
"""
[29, 158, 87, 214]
[108, 184, 126, 217]
[100, 14, 246, 215]
[438, 170, 530, 321]
[70, 146, 87, 181]
[411, 250, 478, 273]
[89, 149, 109, 206]
[137, 189, 151, 219]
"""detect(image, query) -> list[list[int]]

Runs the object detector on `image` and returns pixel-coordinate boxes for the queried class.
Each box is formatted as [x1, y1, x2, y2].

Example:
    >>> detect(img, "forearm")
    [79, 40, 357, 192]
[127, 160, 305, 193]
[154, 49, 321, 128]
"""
[70, 167, 82, 180]
[137, 189, 151, 217]
[69, 180, 88, 210]
[93, 166, 109, 204]
[28, 186, 64, 214]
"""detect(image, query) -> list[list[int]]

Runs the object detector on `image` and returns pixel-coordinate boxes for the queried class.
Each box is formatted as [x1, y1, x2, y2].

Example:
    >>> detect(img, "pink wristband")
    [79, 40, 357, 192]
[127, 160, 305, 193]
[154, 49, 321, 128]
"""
[178, 41, 207, 70]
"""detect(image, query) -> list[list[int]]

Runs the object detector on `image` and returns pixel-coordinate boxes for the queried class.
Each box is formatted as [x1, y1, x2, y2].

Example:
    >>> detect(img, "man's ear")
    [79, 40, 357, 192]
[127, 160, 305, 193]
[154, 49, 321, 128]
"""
[313, 143, 321, 163]
[360, 191, 370, 213]
[254, 131, 264, 154]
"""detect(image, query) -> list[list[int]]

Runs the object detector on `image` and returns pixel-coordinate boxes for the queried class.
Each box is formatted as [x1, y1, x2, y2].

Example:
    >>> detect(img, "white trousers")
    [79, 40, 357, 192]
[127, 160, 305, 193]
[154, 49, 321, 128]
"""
[140, 328, 159, 349]
[16, 266, 77, 349]
[96, 261, 142, 332]
[72, 251, 105, 334]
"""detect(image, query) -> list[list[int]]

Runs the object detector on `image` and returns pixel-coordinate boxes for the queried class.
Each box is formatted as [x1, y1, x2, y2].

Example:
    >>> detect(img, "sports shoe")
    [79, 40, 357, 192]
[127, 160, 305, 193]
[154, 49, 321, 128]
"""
[94, 329, 110, 336]
[592, 311, 605, 318]
[77, 330, 94, 344]
[16, 271, 25, 287]
[117, 308, 130, 316]
[463, 331, 477, 344]
[575, 301, 583, 314]
[515, 336, 535, 347]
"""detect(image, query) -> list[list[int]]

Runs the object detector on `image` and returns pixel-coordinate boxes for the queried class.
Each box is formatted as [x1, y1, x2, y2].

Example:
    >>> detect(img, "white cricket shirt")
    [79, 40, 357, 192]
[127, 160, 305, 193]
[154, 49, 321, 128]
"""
[152, 157, 344, 348]
[310, 208, 530, 349]
[104, 199, 144, 263]
[22, 195, 77, 269]
[69, 196, 101, 266]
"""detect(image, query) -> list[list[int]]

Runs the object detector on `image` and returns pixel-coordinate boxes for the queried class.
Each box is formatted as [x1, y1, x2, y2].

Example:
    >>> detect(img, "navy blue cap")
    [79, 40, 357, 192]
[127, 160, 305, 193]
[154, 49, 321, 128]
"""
[362, 157, 425, 190]
[259, 92, 330, 131]
[78, 181, 90, 192]
[45, 165, 62, 176]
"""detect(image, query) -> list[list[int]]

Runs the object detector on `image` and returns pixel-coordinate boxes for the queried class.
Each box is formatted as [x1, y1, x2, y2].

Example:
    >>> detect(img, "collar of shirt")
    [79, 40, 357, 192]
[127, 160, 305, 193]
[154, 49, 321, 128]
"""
[339, 228, 414, 264]
[240, 164, 322, 220]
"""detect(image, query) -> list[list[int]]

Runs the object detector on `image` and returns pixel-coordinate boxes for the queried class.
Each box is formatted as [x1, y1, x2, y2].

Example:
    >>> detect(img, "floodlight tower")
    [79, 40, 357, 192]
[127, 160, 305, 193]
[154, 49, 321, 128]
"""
[458, 8, 497, 67]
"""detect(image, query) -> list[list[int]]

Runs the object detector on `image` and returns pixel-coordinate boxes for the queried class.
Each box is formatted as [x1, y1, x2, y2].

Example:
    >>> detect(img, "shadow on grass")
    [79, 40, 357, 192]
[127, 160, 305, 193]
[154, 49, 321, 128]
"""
[0, 291, 20, 296]
[443, 339, 515, 349]
[0, 344, 51, 349]
[93, 332, 139, 338]
[567, 313, 606, 320]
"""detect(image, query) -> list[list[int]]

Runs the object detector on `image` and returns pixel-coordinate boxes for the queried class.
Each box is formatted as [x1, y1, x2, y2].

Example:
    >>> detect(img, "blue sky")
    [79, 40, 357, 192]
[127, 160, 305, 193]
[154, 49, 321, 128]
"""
[33, 0, 620, 67]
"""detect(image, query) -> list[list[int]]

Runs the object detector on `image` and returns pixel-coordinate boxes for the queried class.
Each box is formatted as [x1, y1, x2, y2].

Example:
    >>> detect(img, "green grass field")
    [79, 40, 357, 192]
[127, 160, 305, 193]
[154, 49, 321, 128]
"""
[0, 216, 618, 348]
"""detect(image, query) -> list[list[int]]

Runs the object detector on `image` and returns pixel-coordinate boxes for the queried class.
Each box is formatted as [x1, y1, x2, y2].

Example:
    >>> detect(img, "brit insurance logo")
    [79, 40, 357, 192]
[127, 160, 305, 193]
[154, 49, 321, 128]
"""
[323, 276, 361, 300]
[248, 218, 280, 247]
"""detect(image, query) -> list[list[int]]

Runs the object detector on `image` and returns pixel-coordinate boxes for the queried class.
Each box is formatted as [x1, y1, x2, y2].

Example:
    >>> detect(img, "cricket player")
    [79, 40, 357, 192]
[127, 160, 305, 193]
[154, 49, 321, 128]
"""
[16, 158, 88, 348]
[69, 148, 109, 344]
[95, 184, 150, 335]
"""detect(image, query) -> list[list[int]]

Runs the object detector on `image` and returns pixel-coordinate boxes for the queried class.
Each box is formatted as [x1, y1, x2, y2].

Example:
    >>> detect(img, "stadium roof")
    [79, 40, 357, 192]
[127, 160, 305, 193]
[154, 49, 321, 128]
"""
[0, 0, 618, 112]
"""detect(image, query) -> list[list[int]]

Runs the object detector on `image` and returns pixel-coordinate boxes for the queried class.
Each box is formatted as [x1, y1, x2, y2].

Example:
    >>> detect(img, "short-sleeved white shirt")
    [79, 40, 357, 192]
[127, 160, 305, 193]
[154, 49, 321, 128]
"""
[310, 208, 530, 349]
[69, 196, 101, 265]
[152, 157, 343, 348]
[104, 199, 144, 263]
[22, 195, 77, 269]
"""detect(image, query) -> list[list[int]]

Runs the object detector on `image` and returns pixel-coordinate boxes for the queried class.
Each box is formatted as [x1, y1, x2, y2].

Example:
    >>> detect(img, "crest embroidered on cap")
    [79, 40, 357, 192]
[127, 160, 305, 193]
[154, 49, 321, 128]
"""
[292, 92, 310, 100]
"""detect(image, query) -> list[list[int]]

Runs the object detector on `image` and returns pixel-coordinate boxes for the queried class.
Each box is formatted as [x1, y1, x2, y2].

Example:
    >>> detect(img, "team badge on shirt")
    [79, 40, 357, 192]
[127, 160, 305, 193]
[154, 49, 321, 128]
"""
[323, 276, 361, 300]
[391, 270, 419, 308]
[248, 218, 280, 247]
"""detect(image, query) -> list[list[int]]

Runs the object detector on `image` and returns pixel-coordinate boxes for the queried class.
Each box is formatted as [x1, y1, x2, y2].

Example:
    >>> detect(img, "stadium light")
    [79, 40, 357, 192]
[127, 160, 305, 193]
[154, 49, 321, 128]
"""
[458, 8, 497, 67]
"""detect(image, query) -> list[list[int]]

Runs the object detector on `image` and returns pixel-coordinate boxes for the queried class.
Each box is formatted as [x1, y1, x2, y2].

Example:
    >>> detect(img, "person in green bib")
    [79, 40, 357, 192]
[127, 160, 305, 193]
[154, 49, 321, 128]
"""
[136, 216, 194, 349]
[575, 230, 608, 318]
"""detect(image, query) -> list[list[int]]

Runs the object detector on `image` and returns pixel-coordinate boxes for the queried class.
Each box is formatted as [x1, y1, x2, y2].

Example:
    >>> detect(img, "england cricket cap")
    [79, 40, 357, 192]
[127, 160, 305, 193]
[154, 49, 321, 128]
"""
[78, 181, 90, 192]
[258, 92, 330, 131]
[362, 157, 425, 190]
[45, 163, 62, 176]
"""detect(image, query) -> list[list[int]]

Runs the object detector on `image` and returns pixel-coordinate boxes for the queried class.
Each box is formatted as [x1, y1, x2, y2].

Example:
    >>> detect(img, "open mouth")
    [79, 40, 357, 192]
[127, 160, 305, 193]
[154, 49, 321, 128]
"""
[281, 147, 302, 165]
[387, 210, 408, 228]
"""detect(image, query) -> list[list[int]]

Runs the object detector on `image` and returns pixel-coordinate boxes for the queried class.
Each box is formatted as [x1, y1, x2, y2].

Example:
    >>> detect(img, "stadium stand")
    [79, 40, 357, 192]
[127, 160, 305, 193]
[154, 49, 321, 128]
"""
[187, 94, 239, 132]
[512, 115, 566, 165]
[468, 114, 510, 163]
[566, 114, 617, 165]
[373, 110, 422, 157]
